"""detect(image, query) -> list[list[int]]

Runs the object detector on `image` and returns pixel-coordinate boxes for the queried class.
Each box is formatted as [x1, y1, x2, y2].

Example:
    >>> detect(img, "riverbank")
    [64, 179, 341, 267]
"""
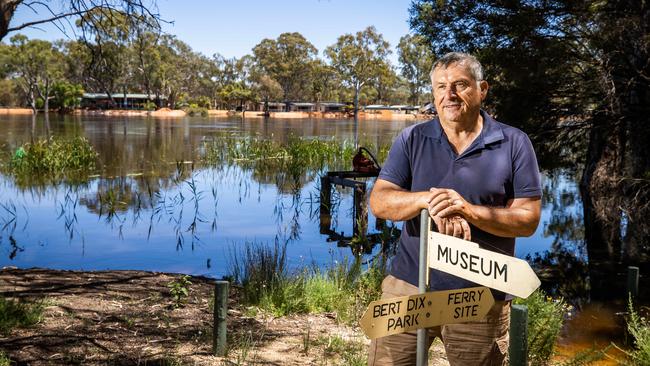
[0, 107, 432, 120]
[0, 108, 32, 115]
[0, 268, 449, 365]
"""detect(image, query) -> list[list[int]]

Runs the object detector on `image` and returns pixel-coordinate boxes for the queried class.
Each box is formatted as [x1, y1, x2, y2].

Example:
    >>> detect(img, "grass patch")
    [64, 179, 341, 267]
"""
[227, 241, 386, 323]
[2, 136, 98, 187]
[202, 134, 389, 178]
[514, 290, 570, 365]
[314, 335, 366, 366]
[0, 296, 46, 334]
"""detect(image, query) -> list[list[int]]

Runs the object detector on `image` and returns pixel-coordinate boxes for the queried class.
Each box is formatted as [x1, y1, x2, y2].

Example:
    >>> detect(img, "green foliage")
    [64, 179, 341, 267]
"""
[184, 104, 208, 117]
[0, 296, 46, 334]
[314, 335, 367, 366]
[623, 299, 650, 365]
[7, 137, 97, 177]
[228, 240, 386, 323]
[167, 275, 192, 308]
[0, 351, 9, 366]
[325, 26, 392, 111]
[143, 101, 157, 111]
[397, 34, 434, 105]
[253, 32, 318, 101]
[51, 81, 84, 111]
[514, 290, 570, 365]
[202, 134, 368, 172]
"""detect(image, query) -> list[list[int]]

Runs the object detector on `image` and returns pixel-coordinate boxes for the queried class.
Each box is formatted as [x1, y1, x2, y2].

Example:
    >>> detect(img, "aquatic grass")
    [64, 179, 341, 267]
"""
[9, 136, 97, 174]
[0, 296, 46, 335]
[227, 241, 386, 322]
[514, 290, 570, 365]
[201, 134, 388, 174]
[3, 137, 98, 188]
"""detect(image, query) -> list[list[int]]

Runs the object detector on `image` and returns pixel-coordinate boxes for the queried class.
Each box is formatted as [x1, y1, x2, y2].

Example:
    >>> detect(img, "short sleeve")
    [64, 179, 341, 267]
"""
[378, 129, 412, 189]
[512, 133, 542, 198]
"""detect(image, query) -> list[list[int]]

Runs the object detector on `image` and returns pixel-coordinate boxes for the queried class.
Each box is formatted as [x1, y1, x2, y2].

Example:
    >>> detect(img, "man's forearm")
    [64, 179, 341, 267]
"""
[465, 204, 539, 238]
[369, 187, 429, 222]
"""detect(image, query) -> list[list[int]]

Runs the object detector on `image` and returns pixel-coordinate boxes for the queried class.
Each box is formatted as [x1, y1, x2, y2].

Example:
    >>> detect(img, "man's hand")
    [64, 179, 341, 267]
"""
[432, 214, 471, 241]
[428, 188, 476, 220]
[427, 187, 541, 238]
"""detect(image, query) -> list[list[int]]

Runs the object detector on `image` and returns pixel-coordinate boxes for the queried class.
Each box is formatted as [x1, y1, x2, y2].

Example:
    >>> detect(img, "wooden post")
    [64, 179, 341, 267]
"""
[353, 183, 367, 237]
[509, 305, 528, 366]
[319, 175, 331, 234]
[627, 266, 639, 299]
[213, 280, 229, 356]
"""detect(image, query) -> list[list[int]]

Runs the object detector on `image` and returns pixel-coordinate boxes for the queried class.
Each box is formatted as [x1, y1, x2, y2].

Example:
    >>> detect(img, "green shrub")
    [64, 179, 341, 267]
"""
[514, 290, 569, 365]
[0, 296, 46, 334]
[624, 298, 650, 365]
[184, 104, 208, 117]
[0, 351, 10, 366]
[167, 275, 192, 308]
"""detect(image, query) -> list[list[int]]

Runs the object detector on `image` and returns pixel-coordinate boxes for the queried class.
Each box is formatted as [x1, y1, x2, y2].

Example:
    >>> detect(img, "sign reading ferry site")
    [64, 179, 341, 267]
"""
[359, 287, 494, 339]
[428, 231, 540, 299]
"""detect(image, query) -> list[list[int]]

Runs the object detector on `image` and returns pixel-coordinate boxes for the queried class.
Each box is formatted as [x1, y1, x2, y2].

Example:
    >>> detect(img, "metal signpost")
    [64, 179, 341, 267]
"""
[359, 286, 495, 339]
[358, 209, 541, 365]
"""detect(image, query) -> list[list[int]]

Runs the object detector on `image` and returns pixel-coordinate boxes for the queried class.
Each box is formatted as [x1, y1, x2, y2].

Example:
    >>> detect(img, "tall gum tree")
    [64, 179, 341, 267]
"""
[397, 34, 433, 106]
[252, 32, 317, 103]
[410, 0, 650, 297]
[325, 26, 391, 119]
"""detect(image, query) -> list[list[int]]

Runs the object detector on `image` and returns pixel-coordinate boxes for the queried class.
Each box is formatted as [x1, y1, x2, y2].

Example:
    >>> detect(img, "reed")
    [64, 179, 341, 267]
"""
[227, 241, 386, 322]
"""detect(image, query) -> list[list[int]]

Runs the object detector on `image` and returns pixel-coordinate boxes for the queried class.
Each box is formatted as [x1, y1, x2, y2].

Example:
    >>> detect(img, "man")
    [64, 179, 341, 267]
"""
[368, 52, 542, 365]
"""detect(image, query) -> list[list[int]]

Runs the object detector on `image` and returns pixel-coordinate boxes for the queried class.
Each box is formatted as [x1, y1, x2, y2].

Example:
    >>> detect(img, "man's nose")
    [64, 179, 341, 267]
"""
[444, 85, 458, 98]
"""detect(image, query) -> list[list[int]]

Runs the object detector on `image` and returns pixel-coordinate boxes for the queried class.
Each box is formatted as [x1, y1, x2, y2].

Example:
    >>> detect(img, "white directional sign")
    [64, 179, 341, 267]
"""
[428, 231, 540, 299]
[359, 286, 494, 339]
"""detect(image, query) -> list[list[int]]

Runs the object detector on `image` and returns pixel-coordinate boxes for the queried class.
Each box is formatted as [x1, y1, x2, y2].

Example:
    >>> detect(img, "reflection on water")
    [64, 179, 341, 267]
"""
[0, 114, 639, 304]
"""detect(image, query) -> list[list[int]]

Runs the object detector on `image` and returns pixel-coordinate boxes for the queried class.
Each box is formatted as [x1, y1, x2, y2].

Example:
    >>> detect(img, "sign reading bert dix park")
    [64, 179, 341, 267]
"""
[359, 286, 494, 339]
[428, 231, 541, 299]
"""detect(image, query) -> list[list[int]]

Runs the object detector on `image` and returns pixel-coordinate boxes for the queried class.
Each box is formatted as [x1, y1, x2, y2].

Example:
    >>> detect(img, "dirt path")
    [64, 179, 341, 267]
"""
[0, 268, 449, 365]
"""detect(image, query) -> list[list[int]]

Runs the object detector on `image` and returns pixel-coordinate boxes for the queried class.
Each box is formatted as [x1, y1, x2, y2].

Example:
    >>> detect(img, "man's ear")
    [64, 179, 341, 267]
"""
[479, 80, 489, 101]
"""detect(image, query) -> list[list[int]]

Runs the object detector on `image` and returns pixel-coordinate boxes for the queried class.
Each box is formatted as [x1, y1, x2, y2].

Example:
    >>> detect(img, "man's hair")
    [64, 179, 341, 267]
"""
[430, 52, 484, 82]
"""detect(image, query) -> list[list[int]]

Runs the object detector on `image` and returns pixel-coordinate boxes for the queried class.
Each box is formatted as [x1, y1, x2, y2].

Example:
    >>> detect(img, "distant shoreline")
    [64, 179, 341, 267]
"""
[1, 107, 433, 121]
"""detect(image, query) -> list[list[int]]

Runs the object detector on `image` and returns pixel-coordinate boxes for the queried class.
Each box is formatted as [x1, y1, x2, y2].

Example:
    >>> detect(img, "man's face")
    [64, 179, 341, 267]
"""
[431, 62, 487, 124]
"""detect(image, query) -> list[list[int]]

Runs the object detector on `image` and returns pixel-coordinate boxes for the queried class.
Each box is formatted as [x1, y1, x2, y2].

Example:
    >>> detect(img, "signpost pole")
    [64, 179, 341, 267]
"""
[416, 209, 429, 366]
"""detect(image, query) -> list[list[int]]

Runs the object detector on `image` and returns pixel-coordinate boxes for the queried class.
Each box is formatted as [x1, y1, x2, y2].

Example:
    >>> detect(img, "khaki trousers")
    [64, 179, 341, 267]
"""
[368, 275, 510, 366]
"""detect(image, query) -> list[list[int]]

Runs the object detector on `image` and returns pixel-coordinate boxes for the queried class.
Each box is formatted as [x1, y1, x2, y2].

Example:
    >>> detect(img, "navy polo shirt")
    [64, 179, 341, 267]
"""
[378, 110, 542, 299]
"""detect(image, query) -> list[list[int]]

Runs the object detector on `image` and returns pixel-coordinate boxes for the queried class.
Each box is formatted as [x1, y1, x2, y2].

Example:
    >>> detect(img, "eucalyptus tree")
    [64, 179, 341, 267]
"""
[6, 34, 64, 113]
[410, 0, 650, 288]
[310, 59, 339, 105]
[397, 33, 433, 106]
[75, 8, 139, 106]
[325, 26, 391, 118]
[252, 32, 318, 102]
[0, 0, 161, 42]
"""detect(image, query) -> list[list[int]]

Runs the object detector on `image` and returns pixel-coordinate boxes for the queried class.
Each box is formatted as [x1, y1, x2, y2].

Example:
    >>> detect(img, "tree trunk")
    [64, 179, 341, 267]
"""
[353, 80, 360, 120]
[0, 0, 18, 42]
[580, 115, 624, 299]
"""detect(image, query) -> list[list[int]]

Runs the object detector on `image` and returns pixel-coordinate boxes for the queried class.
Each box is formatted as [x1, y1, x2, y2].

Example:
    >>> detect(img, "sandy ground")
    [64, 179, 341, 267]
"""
[0, 268, 449, 365]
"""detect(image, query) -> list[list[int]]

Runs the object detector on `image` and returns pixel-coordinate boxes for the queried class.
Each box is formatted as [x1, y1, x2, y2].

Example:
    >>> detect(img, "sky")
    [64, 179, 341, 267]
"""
[9, 0, 415, 65]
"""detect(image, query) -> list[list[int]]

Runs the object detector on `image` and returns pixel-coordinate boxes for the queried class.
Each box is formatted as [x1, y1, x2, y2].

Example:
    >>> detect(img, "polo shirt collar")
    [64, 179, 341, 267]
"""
[426, 109, 505, 146]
